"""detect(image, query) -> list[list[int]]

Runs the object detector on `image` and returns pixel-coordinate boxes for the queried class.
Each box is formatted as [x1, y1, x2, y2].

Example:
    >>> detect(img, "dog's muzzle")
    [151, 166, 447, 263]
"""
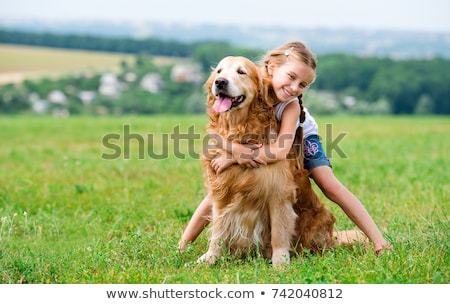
[215, 77, 228, 90]
[212, 78, 246, 113]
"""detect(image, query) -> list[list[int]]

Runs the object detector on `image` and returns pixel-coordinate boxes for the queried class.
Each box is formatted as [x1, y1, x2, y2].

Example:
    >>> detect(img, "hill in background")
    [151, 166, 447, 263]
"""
[0, 19, 449, 58]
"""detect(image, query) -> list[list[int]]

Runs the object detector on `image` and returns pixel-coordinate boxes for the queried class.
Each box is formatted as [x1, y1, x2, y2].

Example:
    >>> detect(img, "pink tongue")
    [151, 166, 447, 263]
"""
[212, 96, 232, 113]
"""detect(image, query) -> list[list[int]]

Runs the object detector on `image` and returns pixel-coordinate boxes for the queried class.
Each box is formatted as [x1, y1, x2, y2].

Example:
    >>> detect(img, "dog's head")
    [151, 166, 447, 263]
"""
[206, 56, 263, 114]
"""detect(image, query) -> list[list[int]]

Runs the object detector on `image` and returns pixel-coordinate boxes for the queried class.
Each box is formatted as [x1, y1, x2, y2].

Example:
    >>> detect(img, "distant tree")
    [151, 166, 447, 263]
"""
[0, 84, 30, 113]
[414, 94, 434, 115]
[193, 42, 235, 72]
[316, 55, 450, 115]
[185, 90, 206, 114]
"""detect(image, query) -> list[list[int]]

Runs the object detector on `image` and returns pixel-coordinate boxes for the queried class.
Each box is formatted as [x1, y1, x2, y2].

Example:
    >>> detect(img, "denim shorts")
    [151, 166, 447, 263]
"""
[303, 135, 332, 171]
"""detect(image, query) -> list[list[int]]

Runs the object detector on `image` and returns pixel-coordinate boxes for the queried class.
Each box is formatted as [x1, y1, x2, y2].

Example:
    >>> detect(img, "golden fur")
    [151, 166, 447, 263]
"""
[199, 56, 335, 267]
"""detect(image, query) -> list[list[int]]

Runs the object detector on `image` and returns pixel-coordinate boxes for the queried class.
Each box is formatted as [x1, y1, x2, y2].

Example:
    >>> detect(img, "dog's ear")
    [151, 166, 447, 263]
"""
[259, 76, 275, 107]
[204, 65, 220, 123]
[204, 66, 216, 107]
[258, 72, 265, 102]
[256, 65, 276, 107]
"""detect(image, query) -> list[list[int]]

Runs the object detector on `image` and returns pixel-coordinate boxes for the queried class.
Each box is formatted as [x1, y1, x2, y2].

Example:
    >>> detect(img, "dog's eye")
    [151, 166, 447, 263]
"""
[217, 68, 222, 74]
[237, 68, 246, 75]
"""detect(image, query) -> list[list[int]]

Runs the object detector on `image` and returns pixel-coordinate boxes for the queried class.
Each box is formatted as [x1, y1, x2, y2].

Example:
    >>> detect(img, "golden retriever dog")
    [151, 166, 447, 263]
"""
[198, 56, 336, 267]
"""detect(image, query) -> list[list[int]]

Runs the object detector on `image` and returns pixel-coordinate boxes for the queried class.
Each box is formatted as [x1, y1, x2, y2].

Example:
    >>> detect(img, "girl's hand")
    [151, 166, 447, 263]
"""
[211, 154, 235, 174]
[231, 143, 266, 167]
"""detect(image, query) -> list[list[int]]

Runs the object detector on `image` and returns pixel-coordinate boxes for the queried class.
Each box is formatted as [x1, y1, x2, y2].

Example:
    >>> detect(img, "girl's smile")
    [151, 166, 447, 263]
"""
[269, 60, 315, 102]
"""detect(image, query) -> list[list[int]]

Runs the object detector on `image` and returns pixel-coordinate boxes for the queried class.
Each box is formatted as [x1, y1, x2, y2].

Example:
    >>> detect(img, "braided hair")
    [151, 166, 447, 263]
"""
[292, 94, 305, 169]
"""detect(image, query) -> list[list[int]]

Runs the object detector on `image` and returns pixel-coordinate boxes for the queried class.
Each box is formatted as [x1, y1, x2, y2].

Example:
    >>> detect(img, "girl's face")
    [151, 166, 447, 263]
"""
[268, 59, 315, 102]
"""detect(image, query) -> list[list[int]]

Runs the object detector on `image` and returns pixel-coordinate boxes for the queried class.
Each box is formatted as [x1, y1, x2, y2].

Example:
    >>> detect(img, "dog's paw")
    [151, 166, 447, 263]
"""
[196, 253, 207, 263]
[272, 249, 290, 268]
[197, 252, 218, 265]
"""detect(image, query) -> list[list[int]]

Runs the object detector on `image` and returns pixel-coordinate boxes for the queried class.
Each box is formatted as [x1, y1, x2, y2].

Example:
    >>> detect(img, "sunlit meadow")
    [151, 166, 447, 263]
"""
[0, 115, 448, 283]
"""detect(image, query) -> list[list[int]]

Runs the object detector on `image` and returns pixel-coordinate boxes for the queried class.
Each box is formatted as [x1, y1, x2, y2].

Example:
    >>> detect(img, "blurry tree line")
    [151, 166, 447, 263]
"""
[314, 54, 450, 115]
[0, 56, 208, 116]
[0, 29, 449, 115]
[0, 29, 195, 57]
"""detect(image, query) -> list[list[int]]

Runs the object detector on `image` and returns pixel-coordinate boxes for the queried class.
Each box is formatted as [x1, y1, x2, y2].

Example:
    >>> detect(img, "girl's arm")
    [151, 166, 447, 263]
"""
[178, 193, 213, 252]
[211, 144, 264, 174]
[212, 101, 300, 173]
[256, 101, 300, 164]
[210, 133, 264, 169]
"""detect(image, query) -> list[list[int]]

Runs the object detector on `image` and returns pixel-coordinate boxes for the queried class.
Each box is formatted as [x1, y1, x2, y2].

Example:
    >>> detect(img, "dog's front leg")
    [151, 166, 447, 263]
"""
[197, 237, 222, 265]
[197, 212, 223, 265]
[270, 200, 297, 267]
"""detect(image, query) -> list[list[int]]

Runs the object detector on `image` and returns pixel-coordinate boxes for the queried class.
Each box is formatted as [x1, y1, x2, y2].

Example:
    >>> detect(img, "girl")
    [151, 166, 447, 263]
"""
[179, 41, 392, 255]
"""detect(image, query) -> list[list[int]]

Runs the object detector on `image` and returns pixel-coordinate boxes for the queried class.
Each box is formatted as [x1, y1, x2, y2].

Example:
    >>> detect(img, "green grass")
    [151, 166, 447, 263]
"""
[0, 115, 448, 283]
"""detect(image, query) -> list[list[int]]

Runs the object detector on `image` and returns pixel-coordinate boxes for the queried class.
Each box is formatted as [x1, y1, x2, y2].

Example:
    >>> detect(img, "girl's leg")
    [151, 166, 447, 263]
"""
[178, 193, 213, 252]
[310, 166, 392, 252]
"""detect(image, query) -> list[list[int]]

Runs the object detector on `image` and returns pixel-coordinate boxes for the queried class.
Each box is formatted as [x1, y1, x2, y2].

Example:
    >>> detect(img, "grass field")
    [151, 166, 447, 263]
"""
[0, 44, 183, 85]
[0, 115, 448, 284]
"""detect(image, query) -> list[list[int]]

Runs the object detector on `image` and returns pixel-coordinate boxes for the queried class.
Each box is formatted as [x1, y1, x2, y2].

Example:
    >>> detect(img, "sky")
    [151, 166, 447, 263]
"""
[1, 0, 449, 33]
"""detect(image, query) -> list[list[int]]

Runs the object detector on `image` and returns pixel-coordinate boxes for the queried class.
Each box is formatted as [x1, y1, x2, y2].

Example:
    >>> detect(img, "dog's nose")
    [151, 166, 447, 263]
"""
[215, 78, 228, 89]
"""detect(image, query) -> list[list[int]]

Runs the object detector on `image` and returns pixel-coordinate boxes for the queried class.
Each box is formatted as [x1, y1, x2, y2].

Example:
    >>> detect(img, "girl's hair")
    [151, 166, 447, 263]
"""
[258, 41, 317, 123]
[260, 41, 317, 73]
[259, 41, 317, 168]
